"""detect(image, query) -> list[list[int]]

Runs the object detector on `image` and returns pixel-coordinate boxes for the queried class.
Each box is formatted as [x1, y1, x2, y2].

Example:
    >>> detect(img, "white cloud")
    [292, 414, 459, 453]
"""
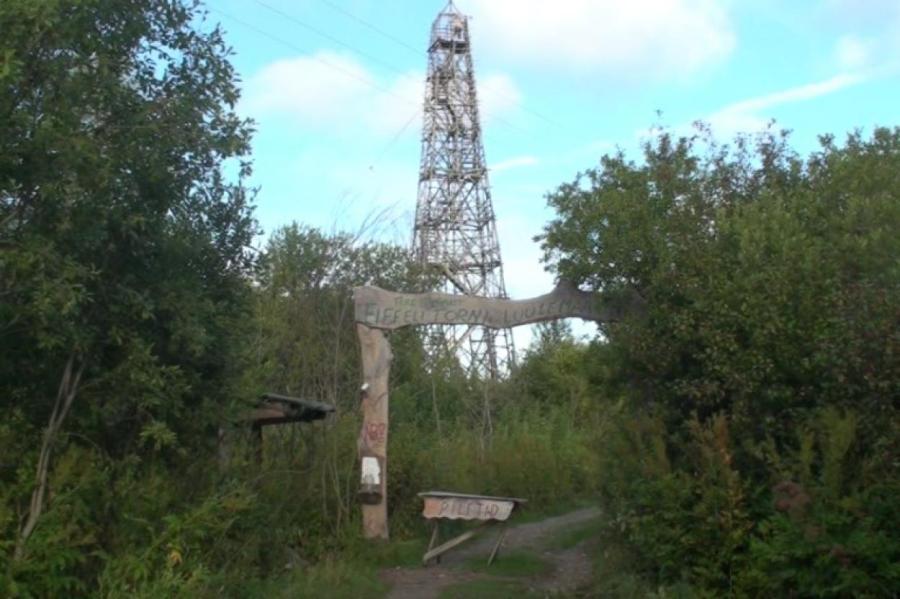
[369, 71, 423, 135]
[244, 51, 374, 124]
[462, 0, 736, 78]
[244, 51, 523, 136]
[638, 73, 870, 140]
[835, 35, 874, 71]
[825, 0, 900, 72]
[704, 73, 867, 137]
[491, 155, 539, 172]
[719, 73, 864, 114]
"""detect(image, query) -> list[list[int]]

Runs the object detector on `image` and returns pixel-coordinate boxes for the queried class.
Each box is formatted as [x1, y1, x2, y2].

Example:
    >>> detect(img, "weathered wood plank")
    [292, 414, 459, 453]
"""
[354, 280, 636, 331]
[422, 521, 493, 565]
[422, 495, 516, 521]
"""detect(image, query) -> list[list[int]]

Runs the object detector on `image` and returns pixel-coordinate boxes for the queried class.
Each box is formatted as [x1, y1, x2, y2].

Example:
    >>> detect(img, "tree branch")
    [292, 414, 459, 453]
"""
[14, 353, 85, 562]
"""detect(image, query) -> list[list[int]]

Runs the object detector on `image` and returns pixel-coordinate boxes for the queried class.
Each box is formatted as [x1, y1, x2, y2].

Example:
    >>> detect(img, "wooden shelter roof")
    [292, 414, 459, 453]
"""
[249, 393, 335, 427]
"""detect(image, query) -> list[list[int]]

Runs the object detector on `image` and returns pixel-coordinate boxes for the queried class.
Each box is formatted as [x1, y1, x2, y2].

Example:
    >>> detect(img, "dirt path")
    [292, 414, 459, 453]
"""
[381, 507, 601, 599]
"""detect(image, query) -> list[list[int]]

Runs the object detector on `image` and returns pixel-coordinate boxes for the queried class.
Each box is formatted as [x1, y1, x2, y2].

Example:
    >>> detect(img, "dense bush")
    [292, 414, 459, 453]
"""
[541, 127, 900, 597]
[1, 0, 257, 595]
[594, 407, 899, 597]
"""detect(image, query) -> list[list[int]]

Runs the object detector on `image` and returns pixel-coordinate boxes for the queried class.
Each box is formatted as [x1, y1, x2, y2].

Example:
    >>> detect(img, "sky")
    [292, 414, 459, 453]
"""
[205, 0, 899, 347]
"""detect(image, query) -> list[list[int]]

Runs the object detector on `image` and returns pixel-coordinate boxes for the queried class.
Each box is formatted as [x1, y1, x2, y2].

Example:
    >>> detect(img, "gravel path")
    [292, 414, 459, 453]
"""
[381, 507, 601, 599]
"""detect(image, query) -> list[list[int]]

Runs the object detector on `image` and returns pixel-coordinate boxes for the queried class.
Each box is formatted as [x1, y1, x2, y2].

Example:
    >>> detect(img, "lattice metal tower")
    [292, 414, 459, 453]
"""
[412, 1, 516, 378]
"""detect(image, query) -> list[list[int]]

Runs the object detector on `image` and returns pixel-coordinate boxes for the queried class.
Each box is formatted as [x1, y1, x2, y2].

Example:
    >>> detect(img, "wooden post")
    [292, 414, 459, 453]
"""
[426, 521, 442, 565]
[357, 324, 392, 540]
[428, 520, 440, 553]
[252, 423, 263, 464]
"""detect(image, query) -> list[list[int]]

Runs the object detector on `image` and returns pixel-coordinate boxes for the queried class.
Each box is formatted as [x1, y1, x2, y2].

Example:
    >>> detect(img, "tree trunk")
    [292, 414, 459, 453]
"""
[14, 354, 84, 562]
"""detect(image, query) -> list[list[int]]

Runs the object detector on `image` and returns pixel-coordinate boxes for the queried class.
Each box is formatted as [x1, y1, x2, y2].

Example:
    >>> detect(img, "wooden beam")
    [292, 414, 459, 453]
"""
[422, 521, 493, 565]
[354, 280, 640, 331]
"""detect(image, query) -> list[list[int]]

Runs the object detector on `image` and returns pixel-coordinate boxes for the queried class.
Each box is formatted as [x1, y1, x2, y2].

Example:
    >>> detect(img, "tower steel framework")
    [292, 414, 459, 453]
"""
[412, 1, 516, 378]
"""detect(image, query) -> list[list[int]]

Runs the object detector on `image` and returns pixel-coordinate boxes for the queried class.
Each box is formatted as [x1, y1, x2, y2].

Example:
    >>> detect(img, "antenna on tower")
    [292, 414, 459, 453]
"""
[412, 4, 517, 378]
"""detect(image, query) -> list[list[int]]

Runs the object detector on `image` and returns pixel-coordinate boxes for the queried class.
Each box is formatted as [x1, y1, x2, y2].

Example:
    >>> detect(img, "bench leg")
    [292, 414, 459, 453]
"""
[425, 521, 440, 566]
[487, 524, 508, 566]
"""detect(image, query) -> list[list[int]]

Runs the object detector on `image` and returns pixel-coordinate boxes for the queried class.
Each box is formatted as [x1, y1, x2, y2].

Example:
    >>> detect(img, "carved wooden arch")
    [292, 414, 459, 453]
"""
[353, 280, 635, 539]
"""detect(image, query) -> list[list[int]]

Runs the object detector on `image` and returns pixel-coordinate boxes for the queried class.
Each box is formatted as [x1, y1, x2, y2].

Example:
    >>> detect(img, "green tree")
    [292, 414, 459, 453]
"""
[513, 322, 592, 411]
[0, 0, 256, 589]
[539, 127, 900, 595]
[248, 223, 426, 406]
[540, 127, 900, 436]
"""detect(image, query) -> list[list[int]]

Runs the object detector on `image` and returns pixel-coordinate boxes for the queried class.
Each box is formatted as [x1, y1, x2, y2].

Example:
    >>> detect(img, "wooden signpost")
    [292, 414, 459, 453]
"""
[353, 280, 640, 539]
[354, 280, 630, 331]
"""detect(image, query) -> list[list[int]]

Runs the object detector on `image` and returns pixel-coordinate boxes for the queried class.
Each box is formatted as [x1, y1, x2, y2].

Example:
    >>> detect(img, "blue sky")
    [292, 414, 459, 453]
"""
[206, 0, 899, 345]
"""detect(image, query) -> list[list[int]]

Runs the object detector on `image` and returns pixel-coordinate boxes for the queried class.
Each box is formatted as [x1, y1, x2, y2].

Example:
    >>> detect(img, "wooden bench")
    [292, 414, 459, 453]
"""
[418, 491, 527, 566]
